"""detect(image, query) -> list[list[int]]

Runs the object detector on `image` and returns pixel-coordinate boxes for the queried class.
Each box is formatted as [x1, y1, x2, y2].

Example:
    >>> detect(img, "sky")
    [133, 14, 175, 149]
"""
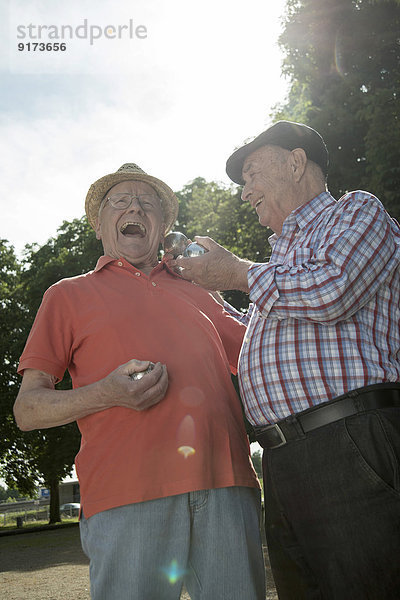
[1, 0, 289, 257]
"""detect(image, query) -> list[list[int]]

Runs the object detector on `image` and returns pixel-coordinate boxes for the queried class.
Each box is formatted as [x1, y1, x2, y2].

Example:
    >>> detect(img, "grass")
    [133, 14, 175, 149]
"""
[0, 516, 79, 533]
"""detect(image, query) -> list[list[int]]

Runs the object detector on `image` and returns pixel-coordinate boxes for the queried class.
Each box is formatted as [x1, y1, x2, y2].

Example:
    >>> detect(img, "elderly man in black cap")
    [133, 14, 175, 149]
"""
[173, 121, 400, 599]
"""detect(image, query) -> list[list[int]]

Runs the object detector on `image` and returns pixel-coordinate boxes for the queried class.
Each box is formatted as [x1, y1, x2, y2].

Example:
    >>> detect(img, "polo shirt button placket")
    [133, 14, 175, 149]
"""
[148, 280, 157, 292]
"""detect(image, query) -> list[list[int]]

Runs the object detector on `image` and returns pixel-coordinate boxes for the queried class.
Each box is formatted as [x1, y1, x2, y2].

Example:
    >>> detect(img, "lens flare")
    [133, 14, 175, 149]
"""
[180, 386, 205, 407]
[177, 414, 195, 439]
[161, 559, 187, 584]
[177, 415, 196, 459]
[334, 24, 351, 79]
[178, 445, 196, 459]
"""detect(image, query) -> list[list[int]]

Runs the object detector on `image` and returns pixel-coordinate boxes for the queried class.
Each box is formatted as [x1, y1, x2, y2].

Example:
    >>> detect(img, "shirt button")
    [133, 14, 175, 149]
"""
[152, 282, 157, 287]
[135, 272, 141, 277]
[118, 261, 123, 266]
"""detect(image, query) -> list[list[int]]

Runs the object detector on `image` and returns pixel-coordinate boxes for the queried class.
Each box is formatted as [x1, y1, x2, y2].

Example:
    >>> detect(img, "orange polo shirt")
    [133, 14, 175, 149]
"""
[18, 256, 258, 518]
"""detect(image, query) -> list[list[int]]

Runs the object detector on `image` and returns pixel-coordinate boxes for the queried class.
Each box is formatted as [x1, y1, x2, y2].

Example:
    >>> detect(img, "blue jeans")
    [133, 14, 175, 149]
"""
[80, 486, 266, 600]
[263, 407, 400, 599]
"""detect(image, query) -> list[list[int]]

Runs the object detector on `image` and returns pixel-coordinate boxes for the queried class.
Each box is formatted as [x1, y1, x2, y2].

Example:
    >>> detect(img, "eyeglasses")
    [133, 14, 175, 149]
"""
[99, 193, 161, 213]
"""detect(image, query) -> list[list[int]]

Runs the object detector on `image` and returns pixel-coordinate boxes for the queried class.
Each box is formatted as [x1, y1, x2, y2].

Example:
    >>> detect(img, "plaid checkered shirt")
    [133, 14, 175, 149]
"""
[225, 191, 400, 425]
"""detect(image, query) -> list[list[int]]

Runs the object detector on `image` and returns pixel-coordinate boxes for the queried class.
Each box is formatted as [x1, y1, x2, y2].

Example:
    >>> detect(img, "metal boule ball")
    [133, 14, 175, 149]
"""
[163, 231, 189, 258]
[183, 242, 207, 257]
[130, 362, 156, 380]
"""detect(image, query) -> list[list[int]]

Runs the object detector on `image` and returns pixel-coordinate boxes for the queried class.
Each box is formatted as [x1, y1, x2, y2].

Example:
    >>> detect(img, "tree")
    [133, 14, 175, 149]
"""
[0, 219, 102, 523]
[21, 217, 103, 313]
[176, 178, 271, 309]
[0, 485, 26, 503]
[251, 450, 263, 479]
[275, 0, 400, 217]
[0, 240, 31, 486]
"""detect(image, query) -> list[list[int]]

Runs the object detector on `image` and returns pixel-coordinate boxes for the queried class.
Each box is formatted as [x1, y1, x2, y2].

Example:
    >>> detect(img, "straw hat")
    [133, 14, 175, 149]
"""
[85, 163, 179, 232]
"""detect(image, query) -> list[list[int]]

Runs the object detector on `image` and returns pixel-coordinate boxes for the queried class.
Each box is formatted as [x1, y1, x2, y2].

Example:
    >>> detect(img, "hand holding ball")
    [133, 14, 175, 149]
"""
[164, 232, 207, 259]
[130, 362, 156, 380]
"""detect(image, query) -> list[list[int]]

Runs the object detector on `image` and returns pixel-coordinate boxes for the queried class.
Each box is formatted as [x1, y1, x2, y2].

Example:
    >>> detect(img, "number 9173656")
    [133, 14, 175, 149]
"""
[18, 42, 67, 51]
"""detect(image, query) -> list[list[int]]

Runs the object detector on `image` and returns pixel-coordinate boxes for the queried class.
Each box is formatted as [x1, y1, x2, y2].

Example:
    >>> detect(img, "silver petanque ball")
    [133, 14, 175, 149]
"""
[130, 362, 155, 380]
[183, 242, 207, 257]
[163, 231, 189, 258]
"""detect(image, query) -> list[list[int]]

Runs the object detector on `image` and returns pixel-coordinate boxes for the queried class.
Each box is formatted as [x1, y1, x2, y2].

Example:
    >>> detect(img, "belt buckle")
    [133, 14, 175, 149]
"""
[271, 423, 287, 448]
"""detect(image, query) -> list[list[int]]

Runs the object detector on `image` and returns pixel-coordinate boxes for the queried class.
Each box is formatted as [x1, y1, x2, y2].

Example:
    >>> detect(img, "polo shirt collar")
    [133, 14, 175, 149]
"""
[94, 255, 180, 278]
[94, 255, 115, 272]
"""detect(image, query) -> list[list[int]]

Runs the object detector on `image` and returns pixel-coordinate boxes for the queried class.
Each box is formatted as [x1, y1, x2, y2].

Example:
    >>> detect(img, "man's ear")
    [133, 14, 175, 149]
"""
[160, 223, 166, 243]
[95, 218, 102, 241]
[289, 148, 307, 182]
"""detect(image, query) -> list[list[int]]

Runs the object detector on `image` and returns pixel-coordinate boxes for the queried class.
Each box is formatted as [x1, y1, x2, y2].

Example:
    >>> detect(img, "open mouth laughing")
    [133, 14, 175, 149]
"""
[120, 222, 146, 237]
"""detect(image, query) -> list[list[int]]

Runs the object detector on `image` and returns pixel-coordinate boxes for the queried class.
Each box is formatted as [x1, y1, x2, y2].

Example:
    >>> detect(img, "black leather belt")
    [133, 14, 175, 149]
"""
[254, 383, 400, 450]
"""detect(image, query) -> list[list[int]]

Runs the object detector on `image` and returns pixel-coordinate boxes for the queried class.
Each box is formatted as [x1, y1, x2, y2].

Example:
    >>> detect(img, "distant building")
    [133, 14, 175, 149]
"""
[38, 474, 80, 505]
[59, 479, 80, 504]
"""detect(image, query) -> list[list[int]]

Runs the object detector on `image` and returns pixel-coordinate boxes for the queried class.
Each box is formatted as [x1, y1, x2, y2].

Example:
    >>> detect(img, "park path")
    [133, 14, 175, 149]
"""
[0, 526, 277, 599]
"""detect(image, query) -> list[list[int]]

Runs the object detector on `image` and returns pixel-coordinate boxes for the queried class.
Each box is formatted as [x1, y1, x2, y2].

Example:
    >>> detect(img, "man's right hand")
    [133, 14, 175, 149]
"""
[14, 360, 169, 431]
[100, 359, 169, 411]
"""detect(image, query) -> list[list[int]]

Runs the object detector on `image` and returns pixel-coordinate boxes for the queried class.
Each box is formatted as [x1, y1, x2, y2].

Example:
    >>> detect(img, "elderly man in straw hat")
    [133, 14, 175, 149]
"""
[14, 164, 266, 600]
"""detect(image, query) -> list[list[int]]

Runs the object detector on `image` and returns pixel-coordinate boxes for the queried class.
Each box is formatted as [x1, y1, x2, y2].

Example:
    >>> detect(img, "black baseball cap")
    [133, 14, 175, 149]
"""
[226, 120, 329, 185]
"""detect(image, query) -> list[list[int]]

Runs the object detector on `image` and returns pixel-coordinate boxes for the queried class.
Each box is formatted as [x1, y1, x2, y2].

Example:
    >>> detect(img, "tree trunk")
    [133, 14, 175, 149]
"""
[48, 478, 61, 524]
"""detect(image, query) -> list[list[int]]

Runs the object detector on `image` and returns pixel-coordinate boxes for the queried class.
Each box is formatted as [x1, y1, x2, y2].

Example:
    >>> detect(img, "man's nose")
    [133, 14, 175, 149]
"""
[241, 184, 252, 203]
[128, 197, 143, 213]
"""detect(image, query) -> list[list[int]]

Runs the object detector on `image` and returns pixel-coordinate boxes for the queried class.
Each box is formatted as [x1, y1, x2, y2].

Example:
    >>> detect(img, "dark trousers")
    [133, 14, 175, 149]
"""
[262, 407, 400, 599]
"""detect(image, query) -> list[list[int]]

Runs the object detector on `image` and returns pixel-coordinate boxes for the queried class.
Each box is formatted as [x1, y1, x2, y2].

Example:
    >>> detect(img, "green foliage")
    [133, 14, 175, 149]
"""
[21, 218, 103, 315]
[275, 0, 400, 217]
[0, 220, 102, 521]
[176, 177, 268, 258]
[251, 450, 263, 478]
[0, 240, 30, 482]
[176, 178, 271, 309]
[0, 485, 26, 503]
